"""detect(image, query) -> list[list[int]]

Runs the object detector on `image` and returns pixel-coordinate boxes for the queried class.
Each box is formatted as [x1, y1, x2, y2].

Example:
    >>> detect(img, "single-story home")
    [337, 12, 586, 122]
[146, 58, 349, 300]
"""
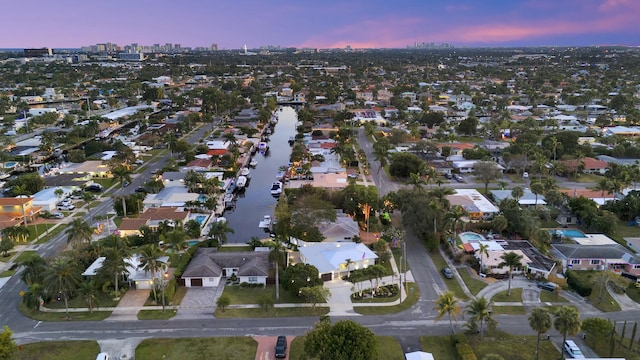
[491, 189, 547, 207]
[117, 207, 191, 237]
[82, 254, 170, 290]
[552, 243, 640, 276]
[32, 186, 76, 211]
[446, 189, 499, 220]
[58, 161, 111, 177]
[143, 186, 199, 209]
[297, 240, 378, 281]
[560, 189, 615, 206]
[181, 249, 270, 287]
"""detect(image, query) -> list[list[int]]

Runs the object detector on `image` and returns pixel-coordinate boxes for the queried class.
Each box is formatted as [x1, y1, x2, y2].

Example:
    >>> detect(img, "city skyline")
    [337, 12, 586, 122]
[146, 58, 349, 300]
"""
[2, 0, 639, 49]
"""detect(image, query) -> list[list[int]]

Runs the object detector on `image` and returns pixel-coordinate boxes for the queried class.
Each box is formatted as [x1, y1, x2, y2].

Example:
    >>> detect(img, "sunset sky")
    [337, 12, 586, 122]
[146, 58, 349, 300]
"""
[2, 0, 639, 49]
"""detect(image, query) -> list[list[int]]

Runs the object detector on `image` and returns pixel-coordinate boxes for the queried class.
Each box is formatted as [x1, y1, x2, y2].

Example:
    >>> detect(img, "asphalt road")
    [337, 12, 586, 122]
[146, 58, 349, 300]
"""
[3, 124, 636, 350]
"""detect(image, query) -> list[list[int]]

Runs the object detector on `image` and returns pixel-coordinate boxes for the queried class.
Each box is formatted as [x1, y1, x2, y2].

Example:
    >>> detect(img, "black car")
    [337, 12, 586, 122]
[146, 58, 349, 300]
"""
[135, 187, 148, 193]
[441, 267, 454, 279]
[275, 336, 287, 358]
[537, 282, 557, 292]
[84, 184, 103, 193]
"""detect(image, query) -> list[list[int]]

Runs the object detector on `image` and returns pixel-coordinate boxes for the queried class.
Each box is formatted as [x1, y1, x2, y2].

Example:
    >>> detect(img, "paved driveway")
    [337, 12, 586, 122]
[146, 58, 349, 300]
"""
[173, 287, 219, 320]
[254, 336, 293, 360]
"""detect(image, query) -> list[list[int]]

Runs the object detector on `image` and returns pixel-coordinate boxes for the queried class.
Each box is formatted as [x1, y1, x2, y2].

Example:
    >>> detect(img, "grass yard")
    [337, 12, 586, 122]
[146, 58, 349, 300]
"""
[608, 219, 640, 244]
[625, 283, 640, 304]
[458, 267, 488, 295]
[12, 251, 38, 263]
[26, 224, 50, 242]
[539, 290, 569, 302]
[12, 340, 101, 360]
[573, 173, 604, 183]
[214, 306, 329, 318]
[288, 335, 405, 360]
[430, 251, 469, 300]
[91, 178, 116, 189]
[491, 305, 526, 315]
[565, 271, 621, 312]
[220, 285, 306, 304]
[36, 223, 67, 244]
[353, 282, 419, 315]
[137, 309, 177, 320]
[0, 252, 14, 262]
[136, 337, 257, 360]
[44, 291, 119, 309]
[468, 330, 560, 360]
[420, 336, 458, 360]
[491, 288, 523, 302]
[586, 333, 640, 359]
[19, 303, 111, 321]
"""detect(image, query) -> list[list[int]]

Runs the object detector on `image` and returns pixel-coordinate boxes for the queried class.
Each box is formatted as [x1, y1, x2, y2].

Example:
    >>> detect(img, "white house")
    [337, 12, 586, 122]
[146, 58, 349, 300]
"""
[297, 241, 378, 281]
[32, 186, 76, 211]
[82, 255, 169, 290]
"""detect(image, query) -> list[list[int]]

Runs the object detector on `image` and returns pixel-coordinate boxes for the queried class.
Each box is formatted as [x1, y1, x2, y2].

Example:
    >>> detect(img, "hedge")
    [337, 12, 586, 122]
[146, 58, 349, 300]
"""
[566, 270, 593, 297]
[455, 342, 478, 360]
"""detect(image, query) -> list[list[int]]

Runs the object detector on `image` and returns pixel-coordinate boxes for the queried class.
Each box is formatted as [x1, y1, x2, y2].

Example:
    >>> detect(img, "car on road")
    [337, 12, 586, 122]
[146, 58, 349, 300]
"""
[563, 340, 585, 359]
[441, 267, 454, 279]
[275, 336, 287, 358]
[454, 174, 464, 182]
[536, 281, 557, 292]
[347, 173, 359, 179]
[123, 181, 130, 187]
[135, 187, 148, 193]
[84, 183, 104, 193]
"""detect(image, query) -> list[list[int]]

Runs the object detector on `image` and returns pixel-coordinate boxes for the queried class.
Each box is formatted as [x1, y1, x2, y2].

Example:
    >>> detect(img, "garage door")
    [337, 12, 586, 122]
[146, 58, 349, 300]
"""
[321, 273, 332, 282]
[191, 278, 203, 287]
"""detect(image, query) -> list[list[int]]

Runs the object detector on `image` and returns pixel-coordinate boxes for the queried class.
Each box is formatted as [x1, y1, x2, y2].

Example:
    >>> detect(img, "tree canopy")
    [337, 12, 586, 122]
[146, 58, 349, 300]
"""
[304, 318, 378, 360]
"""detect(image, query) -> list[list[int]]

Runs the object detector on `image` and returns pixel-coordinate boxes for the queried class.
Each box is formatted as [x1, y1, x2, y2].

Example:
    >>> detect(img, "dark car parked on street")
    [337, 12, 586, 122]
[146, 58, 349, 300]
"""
[441, 267, 454, 279]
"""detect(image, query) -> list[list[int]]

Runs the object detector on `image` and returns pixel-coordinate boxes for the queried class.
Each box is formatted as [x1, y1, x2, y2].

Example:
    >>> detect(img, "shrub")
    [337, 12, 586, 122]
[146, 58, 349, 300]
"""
[456, 342, 478, 360]
[566, 270, 593, 297]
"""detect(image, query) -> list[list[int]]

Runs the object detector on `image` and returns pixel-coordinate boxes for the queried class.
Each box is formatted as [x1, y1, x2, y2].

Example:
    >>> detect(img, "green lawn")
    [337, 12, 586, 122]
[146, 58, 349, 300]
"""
[12, 340, 101, 360]
[36, 223, 67, 244]
[289, 335, 405, 360]
[491, 305, 526, 315]
[353, 282, 419, 315]
[136, 337, 257, 360]
[491, 288, 523, 302]
[137, 309, 177, 320]
[19, 303, 111, 321]
[420, 336, 458, 360]
[458, 267, 488, 295]
[0, 252, 13, 262]
[468, 330, 560, 360]
[539, 290, 569, 302]
[214, 306, 329, 318]
[0, 270, 15, 277]
[586, 332, 640, 359]
[220, 285, 306, 304]
[91, 178, 116, 189]
[573, 173, 604, 183]
[609, 219, 640, 244]
[26, 223, 50, 242]
[625, 283, 640, 304]
[430, 252, 469, 300]
[565, 271, 621, 312]
[12, 251, 38, 263]
[44, 291, 119, 309]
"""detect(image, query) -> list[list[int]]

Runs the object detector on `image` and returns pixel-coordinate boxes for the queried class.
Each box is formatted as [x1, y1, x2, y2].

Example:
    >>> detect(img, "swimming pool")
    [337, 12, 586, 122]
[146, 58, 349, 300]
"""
[188, 240, 201, 246]
[194, 215, 208, 225]
[198, 194, 208, 203]
[549, 229, 586, 238]
[459, 232, 486, 242]
[2, 162, 17, 168]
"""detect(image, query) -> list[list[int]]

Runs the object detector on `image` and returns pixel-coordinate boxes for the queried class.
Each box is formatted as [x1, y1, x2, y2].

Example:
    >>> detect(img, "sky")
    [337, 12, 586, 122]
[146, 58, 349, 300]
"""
[2, 0, 639, 49]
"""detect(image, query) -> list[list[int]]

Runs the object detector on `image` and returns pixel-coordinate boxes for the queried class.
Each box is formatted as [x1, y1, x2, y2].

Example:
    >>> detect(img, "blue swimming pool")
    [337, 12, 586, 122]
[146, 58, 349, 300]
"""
[3, 162, 17, 168]
[549, 229, 586, 238]
[194, 215, 207, 225]
[459, 232, 486, 242]
[188, 240, 200, 246]
[198, 194, 208, 202]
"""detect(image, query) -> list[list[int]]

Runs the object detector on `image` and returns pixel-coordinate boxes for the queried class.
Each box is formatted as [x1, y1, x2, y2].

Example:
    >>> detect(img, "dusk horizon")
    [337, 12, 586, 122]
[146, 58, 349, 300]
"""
[2, 0, 639, 50]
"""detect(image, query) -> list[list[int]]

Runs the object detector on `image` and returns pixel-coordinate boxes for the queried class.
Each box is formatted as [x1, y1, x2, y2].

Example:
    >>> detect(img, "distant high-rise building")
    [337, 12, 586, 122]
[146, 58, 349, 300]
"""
[24, 48, 53, 57]
[210, 43, 218, 51]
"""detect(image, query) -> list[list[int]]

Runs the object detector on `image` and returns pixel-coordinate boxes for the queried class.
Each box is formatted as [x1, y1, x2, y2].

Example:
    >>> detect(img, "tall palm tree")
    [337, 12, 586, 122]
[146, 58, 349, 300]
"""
[207, 220, 235, 245]
[554, 306, 582, 353]
[65, 218, 94, 247]
[530, 181, 544, 207]
[465, 296, 496, 339]
[445, 205, 468, 240]
[510, 186, 524, 203]
[434, 291, 461, 334]
[17, 252, 47, 285]
[43, 257, 82, 315]
[268, 237, 287, 300]
[529, 307, 552, 360]
[100, 235, 132, 300]
[110, 165, 132, 217]
[139, 243, 165, 302]
[408, 172, 426, 190]
[78, 280, 99, 313]
[163, 228, 189, 254]
[498, 251, 524, 296]
[82, 192, 96, 222]
[478, 243, 489, 273]
[13, 184, 30, 227]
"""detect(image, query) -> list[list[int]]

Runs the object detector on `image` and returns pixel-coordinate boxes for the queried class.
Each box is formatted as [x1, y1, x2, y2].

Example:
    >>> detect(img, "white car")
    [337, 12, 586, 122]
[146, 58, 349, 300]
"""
[57, 204, 75, 211]
[51, 212, 64, 219]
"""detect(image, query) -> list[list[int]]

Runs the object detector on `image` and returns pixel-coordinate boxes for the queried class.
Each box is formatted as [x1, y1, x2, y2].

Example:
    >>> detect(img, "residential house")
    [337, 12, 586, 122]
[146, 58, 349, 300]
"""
[552, 243, 640, 276]
[446, 189, 499, 220]
[483, 249, 531, 276]
[297, 240, 378, 281]
[143, 187, 199, 209]
[181, 249, 270, 287]
[317, 213, 360, 242]
[560, 189, 615, 206]
[0, 197, 41, 225]
[117, 207, 191, 237]
[560, 157, 609, 175]
[491, 189, 547, 207]
[82, 254, 170, 290]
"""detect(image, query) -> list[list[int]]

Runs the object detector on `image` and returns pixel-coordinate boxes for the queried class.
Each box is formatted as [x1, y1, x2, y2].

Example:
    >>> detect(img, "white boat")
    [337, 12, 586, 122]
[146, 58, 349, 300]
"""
[240, 167, 251, 178]
[258, 215, 272, 229]
[258, 142, 269, 152]
[236, 175, 248, 189]
[270, 181, 283, 196]
[224, 193, 235, 209]
[249, 159, 258, 167]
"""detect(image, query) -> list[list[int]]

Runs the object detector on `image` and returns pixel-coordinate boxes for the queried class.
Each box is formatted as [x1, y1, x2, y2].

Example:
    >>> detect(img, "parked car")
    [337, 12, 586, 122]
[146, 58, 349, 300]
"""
[51, 212, 64, 219]
[135, 187, 148, 193]
[444, 173, 453, 180]
[522, 171, 529, 179]
[441, 267, 454, 279]
[275, 336, 287, 358]
[347, 173, 359, 179]
[84, 184, 104, 193]
[123, 181, 130, 187]
[454, 174, 464, 183]
[57, 204, 75, 211]
[537, 282, 557, 292]
[563, 340, 585, 359]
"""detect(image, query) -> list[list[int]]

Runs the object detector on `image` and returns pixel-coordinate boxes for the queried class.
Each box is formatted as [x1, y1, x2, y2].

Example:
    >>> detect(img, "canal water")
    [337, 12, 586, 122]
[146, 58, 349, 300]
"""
[224, 106, 297, 243]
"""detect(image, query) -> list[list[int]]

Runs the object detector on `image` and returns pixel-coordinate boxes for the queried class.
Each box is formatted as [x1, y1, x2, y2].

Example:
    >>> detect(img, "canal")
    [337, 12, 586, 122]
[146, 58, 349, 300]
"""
[224, 106, 297, 243]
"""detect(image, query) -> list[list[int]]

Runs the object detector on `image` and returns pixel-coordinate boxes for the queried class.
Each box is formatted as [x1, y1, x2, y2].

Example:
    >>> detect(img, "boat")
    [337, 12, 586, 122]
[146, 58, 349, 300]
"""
[258, 215, 272, 229]
[258, 142, 269, 152]
[224, 193, 235, 209]
[239, 167, 251, 178]
[288, 136, 295, 146]
[236, 175, 248, 189]
[249, 159, 258, 167]
[270, 181, 283, 197]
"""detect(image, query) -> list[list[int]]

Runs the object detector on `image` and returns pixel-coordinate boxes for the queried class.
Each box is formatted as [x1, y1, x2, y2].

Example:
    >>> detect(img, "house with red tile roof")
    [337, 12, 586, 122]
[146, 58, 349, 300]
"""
[560, 189, 616, 206]
[560, 157, 610, 175]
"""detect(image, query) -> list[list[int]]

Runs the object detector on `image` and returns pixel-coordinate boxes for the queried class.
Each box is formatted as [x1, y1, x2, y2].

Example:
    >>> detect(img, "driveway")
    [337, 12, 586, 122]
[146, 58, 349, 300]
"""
[173, 286, 220, 320]
[254, 336, 293, 360]
[104, 289, 149, 321]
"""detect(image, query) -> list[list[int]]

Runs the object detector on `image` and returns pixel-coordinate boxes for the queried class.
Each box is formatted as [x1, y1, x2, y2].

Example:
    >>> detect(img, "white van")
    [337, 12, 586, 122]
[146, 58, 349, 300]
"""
[563, 340, 585, 359]
[96, 353, 110, 360]
[522, 172, 529, 179]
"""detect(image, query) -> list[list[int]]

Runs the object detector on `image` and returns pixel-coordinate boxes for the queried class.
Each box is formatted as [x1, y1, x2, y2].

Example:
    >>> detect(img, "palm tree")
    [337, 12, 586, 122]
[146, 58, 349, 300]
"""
[408, 172, 426, 190]
[65, 218, 94, 247]
[554, 306, 582, 354]
[434, 291, 461, 334]
[268, 238, 287, 300]
[372, 143, 390, 173]
[510, 186, 524, 203]
[22, 283, 47, 310]
[17, 252, 47, 285]
[82, 192, 96, 222]
[207, 220, 235, 245]
[139, 243, 165, 302]
[13, 184, 30, 226]
[43, 257, 82, 315]
[100, 235, 132, 300]
[445, 205, 468, 240]
[529, 307, 552, 360]
[110, 165, 132, 217]
[78, 280, 99, 313]
[163, 228, 189, 254]
[465, 296, 495, 339]
[530, 181, 544, 207]
[498, 251, 524, 296]
[478, 243, 489, 273]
